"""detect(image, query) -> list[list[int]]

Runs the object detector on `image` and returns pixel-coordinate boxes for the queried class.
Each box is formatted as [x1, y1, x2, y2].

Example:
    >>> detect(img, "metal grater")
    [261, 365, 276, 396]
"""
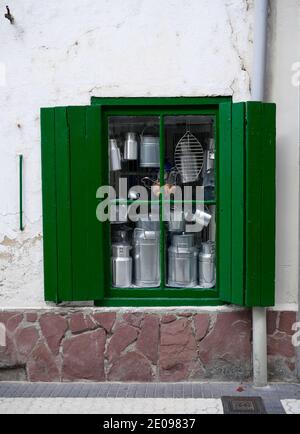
[174, 131, 204, 183]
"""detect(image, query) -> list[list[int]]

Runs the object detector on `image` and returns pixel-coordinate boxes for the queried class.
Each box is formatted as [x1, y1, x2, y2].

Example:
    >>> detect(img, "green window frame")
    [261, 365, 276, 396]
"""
[41, 97, 276, 307]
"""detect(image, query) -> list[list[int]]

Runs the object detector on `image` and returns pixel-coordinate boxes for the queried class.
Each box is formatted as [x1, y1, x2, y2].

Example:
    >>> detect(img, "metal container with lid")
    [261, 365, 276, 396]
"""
[133, 218, 160, 287]
[199, 241, 215, 288]
[109, 139, 121, 171]
[168, 233, 198, 288]
[111, 243, 132, 288]
[140, 135, 160, 168]
[124, 132, 138, 160]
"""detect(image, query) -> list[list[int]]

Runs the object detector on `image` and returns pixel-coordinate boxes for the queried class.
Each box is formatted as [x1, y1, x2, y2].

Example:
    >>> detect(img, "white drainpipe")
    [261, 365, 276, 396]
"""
[252, 0, 269, 387]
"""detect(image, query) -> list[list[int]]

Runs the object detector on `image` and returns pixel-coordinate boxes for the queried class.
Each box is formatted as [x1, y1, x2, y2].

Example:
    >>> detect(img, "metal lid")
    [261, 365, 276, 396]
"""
[136, 215, 160, 231]
[201, 241, 215, 255]
[112, 243, 132, 258]
[172, 233, 195, 248]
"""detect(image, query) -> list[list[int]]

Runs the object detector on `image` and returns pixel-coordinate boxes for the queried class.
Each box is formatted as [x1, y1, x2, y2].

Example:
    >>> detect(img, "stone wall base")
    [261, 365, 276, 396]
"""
[0, 309, 297, 382]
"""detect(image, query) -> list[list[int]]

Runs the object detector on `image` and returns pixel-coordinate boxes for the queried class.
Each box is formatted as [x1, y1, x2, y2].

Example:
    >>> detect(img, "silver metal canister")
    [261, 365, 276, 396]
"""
[133, 221, 160, 287]
[168, 234, 198, 288]
[140, 136, 160, 168]
[124, 132, 138, 160]
[199, 242, 215, 288]
[111, 244, 132, 288]
[109, 139, 121, 171]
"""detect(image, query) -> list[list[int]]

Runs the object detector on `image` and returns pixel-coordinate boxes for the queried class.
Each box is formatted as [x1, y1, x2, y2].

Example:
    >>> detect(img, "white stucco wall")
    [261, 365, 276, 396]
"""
[265, 0, 300, 309]
[0, 0, 298, 309]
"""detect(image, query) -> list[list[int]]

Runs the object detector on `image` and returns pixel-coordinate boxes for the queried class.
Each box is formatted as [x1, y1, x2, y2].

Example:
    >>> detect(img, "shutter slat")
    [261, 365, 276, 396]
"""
[55, 107, 73, 301]
[41, 108, 58, 302]
[231, 103, 245, 306]
[260, 103, 276, 306]
[218, 102, 232, 302]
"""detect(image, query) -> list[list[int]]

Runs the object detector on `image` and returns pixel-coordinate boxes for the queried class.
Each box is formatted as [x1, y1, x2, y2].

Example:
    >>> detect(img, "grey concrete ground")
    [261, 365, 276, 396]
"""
[0, 382, 299, 414]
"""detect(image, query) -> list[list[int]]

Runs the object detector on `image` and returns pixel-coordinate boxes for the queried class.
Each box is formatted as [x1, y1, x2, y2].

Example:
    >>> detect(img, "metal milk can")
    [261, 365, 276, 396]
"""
[199, 241, 215, 288]
[168, 234, 198, 287]
[109, 139, 122, 171]
[111, 243, 132, 288]
[124, 132, 138, 160]
[133, 220, 160, 287]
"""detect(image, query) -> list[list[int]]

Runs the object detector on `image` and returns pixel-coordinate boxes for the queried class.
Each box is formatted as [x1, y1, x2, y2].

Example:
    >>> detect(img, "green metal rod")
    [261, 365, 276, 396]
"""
[159, 116, 165, 290]
[19, 154, 24, 231]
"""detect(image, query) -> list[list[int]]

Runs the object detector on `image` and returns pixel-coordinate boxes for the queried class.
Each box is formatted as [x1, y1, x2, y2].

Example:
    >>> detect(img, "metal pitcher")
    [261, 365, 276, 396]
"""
[124, 132, 138, 160]
[109, 139, 121, 171]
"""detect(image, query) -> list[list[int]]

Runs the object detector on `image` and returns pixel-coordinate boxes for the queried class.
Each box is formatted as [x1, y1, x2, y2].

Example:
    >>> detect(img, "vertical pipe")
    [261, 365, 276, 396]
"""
[252, 0, 268, 387]
[19, 154, 24, 231]
[252, 0, 268, 101]
[253, 307, 268, 387]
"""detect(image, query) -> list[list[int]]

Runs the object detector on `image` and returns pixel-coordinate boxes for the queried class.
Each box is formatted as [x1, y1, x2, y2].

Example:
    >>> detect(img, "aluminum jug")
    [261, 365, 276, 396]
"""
[133, 221, 160, 287]
[199, 242, 215, 288]
[111, 244, 132, 288]
[109, 139, 121, 171]
[124, 132, 138, 160]
[168, 234, 198, 288]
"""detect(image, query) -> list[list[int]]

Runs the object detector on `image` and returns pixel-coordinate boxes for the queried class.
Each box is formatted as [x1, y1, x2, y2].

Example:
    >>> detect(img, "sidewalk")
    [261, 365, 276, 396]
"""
[0, 382, 299, 414]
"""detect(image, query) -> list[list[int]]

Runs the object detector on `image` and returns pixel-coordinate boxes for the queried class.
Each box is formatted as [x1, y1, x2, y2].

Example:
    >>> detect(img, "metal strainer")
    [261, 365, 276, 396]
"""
[175, 131, 204, 183]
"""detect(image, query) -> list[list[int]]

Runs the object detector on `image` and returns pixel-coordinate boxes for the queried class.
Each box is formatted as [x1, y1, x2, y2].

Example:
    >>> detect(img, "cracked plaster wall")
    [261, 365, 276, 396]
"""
[0, 0, 297, 309]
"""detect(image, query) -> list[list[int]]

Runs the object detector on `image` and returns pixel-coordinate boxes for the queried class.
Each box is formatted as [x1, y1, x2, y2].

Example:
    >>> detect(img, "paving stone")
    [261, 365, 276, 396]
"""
[183, 383, 193, 398]
[144, 383, 156, 398]
[106, 383, 120, 398]
[95, 383, 110, 397]
[134, 384, 147, 398]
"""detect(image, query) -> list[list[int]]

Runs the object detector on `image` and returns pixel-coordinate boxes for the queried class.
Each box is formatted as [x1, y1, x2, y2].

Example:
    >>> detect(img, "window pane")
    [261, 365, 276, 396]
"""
[164, 115, 216, 289]
[108, 116, 160, 289]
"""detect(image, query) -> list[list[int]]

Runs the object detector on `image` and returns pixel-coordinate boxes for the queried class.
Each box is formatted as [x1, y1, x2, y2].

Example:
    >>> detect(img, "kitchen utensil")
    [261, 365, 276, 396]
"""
[124, 132, 138, 160]
[193, 209, 212, 228]
[199, 241, 215, 288]
[111, 243, 132, 288]
[141, 176, 160, 197]
[168, 233, 198, 287]
[175, 131, 204, 183]
[184, 209, 212, 231]
[140, 135, 160, 168]
[128, 189, 141, 200]
[109, 139, 121, 171]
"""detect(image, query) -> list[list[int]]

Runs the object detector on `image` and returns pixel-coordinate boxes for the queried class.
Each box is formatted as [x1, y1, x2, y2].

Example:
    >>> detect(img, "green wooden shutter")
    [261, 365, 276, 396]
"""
[245, 102, 276, 307]
[228, 101, 276, 307]
[41, 105, 106, 302]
